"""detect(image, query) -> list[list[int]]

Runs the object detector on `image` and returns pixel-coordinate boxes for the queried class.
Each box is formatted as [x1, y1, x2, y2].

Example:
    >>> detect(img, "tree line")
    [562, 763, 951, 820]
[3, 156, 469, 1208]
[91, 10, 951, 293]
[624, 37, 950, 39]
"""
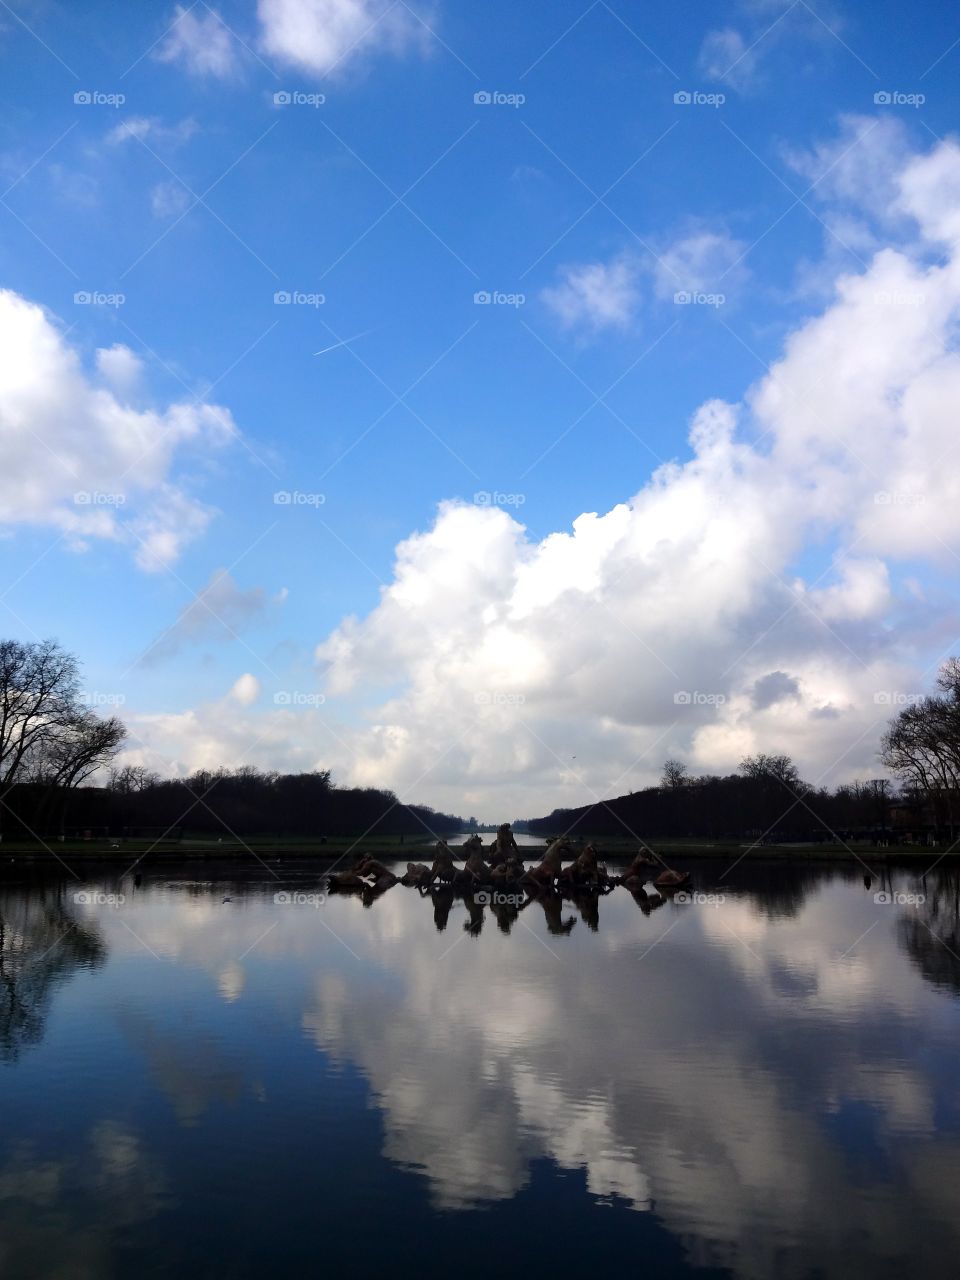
[526, 754, 894, 843]
[529, 662, 960, 843]
[5, 637, 960, 844]
[0, 638, 464, 842]
[99, 765, 464, 840]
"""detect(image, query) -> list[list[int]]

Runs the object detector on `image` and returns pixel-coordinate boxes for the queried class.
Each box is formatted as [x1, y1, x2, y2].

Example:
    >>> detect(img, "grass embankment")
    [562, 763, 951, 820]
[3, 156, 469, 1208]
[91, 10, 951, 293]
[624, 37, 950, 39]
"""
[0, 834, 437, 862]
[0, 834, 951, 865]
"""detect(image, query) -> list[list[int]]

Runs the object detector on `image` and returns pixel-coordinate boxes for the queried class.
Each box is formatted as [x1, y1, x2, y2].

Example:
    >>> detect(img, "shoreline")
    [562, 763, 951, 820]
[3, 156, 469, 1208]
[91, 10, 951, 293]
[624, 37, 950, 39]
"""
[0, 839, 954, 872]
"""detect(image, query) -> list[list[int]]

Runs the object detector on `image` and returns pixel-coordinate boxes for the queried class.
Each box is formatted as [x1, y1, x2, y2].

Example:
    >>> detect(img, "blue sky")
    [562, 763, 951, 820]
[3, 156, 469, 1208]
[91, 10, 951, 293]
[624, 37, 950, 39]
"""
[2, 0, 960, 817]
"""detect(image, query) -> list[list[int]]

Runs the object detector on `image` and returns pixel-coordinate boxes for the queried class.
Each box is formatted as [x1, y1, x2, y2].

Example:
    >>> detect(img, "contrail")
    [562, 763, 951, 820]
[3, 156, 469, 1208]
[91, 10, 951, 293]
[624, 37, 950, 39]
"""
[313, 330, 373, 357]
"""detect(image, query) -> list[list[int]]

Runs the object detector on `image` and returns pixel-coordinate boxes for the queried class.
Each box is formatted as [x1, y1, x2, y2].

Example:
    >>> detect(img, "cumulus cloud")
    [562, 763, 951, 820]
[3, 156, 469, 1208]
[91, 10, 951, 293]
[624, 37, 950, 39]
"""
[108, 127, 960, 816]
[155, 5, 240, 78]
[298, 131, 960, 816]
[0, 289, 235, 569]
[541, 257, 640, 332]
[119, 677, 340, 778]
[257, 0, 431, 76]
[808, 559, 891, 623]
[95, 344, 143, 395]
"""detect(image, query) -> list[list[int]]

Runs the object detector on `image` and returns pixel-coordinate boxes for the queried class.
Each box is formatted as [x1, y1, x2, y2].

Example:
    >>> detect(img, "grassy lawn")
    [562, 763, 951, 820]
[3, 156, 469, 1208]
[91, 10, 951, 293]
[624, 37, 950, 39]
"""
[0, 833, 439, 857]
[0, 833, 948, 863]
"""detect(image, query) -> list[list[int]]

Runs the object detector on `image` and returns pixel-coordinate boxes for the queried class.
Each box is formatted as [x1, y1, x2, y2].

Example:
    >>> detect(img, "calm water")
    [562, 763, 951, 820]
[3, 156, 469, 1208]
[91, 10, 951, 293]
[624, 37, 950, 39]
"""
[2, 859, 960, 1279]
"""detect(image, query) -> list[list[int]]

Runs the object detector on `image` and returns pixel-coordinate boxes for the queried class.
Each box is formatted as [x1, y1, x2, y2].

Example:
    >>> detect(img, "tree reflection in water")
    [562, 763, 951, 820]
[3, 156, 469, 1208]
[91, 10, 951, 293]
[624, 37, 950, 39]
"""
[0, 885, 106, 1061]
[899, 869, 960, 994]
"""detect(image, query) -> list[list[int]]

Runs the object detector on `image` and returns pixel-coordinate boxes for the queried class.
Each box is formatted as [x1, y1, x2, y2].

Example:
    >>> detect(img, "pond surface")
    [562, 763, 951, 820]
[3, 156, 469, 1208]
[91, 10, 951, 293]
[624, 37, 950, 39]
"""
[2, 859, 960, 1279]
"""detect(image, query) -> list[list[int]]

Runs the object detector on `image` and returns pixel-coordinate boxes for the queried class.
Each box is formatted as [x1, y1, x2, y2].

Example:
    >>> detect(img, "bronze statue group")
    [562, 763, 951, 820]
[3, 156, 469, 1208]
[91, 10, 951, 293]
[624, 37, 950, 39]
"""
[325, 824, 692, 935]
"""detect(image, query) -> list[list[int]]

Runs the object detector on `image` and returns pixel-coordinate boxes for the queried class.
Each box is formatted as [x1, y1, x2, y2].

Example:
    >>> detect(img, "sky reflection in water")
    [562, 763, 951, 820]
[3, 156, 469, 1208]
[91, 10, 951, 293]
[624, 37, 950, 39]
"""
[1, 861, 960, 1279]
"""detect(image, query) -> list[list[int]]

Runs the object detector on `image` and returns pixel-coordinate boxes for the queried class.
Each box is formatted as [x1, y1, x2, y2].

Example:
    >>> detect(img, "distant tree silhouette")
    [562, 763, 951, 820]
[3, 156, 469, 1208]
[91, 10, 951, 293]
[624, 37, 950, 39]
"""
[4, 763, 464, 841]
[526, 754, 894, 843]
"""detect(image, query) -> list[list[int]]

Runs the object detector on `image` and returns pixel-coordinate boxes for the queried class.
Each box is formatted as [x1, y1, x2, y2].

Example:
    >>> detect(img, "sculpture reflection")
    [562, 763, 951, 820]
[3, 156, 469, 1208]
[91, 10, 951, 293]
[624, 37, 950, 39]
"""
[320, 838, 684, 939]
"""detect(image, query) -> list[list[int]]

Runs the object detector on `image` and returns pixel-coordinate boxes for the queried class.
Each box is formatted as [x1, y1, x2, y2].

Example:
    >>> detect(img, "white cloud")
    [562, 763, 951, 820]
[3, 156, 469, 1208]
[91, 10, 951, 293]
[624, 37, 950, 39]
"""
[132, 488, 220, 573]
[541, 257, 641, 332]
[0, 288, 235, 569]
[807, 558, 891, 623]
[651, 229, 747, 299]
[95, 344, 143, 394]
[897, 137, 960, 247]
[105, 116, 199, 148]
[120, 683, 341, 778]
[257, 0, 430, 76]
[543, 231, 746, 332]
[106, 117, 153, 145]
[699, 28, 758, 92]
[785, 115, 910, 223]
[781, 116, 917, 300]
[110, 128, 960, 815]
[699, 2, 844, 95]
[291, 131, 960, 815]
[229, 673, 262, 705]
[150, 180, 192, 218]
[155, 5, 240, 79]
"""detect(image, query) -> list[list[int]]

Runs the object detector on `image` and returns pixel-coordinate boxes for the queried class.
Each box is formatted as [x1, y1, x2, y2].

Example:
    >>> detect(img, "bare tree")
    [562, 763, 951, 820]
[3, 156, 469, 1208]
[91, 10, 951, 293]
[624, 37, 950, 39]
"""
[109, 764, 159, 794]
[0, 640, 127, 836]
[881, 665, 960, 837]
[0, 639, 82, 793]
[32, 713, 126, 835]
[34, 713, 127, 790]
[739, 754, 801, 787]
[660, 759, 689, 789]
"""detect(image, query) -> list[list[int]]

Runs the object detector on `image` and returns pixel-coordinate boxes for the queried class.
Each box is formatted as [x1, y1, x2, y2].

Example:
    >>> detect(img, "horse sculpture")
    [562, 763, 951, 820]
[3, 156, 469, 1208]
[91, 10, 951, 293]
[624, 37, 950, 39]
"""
[521, 837, 571, 887]
[321, 832, 690, 925]
[488, 822, 520, 866]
